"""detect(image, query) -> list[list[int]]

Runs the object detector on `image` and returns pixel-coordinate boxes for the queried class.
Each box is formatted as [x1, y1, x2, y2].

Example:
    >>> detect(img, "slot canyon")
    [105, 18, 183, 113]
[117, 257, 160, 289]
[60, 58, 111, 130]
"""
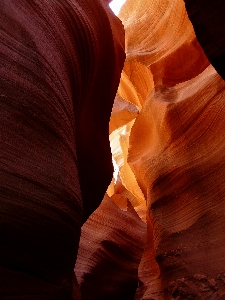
[1, 0, 225, 299]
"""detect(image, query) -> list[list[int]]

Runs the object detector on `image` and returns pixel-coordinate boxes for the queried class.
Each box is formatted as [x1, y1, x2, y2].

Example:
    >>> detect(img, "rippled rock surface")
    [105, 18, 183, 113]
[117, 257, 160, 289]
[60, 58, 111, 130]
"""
[0, 0, 125, 298]
[80, 0, 225, 299]
[1, 0, 225, 298]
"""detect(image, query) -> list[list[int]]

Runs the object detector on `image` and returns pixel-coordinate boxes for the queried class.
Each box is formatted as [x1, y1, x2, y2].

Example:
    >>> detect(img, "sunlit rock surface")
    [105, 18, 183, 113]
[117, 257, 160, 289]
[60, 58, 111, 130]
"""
[130, 65, 225, 299]
[2, 0, 225, 298]
[77, 0, 225, 299]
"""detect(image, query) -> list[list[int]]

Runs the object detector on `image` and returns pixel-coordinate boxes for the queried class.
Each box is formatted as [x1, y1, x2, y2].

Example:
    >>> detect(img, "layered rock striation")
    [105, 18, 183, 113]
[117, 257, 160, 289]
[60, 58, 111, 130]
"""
[0, 0, 125, 298]
[77, 0, 225, 299]
[1, 0, 225, 299]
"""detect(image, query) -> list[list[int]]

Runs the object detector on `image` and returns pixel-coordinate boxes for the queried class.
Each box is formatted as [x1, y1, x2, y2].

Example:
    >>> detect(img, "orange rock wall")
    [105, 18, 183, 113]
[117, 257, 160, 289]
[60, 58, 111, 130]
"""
[76, 0, 225, 299]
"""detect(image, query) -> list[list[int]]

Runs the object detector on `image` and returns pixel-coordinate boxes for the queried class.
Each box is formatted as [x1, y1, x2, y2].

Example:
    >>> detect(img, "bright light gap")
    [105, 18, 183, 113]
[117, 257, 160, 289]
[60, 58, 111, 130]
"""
[109, 0, 127, 16]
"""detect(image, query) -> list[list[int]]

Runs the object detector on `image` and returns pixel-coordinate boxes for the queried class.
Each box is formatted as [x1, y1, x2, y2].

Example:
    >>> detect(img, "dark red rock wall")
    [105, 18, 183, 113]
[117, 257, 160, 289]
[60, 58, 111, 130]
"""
[0, 0, 125, 298]
[75, 195, 146, 300]
[2, 0, 225, 298]
[184, 0, 225, 80]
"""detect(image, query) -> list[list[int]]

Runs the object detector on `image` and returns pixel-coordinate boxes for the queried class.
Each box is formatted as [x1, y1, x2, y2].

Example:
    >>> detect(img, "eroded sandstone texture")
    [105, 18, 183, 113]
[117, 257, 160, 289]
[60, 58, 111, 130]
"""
[1, 0, 225, 299]
[0, 0, 124, 299]
[76, 0, 225, 299]
[75, 195, 146, 300]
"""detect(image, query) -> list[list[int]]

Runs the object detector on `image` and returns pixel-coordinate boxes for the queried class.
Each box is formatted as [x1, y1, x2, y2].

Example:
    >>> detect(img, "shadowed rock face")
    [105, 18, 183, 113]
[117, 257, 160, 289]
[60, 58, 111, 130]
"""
[0, 0, 125, 298]
[183, 0, 225, 80]
[1, 0, 225, 298]
[75, 195, 146, 300]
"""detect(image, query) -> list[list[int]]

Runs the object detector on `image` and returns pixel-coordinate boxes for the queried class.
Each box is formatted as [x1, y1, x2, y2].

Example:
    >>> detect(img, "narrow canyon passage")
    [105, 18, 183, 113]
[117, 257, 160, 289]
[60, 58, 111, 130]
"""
[76, 0, 225, 299]
[1, 0, 225, 299]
